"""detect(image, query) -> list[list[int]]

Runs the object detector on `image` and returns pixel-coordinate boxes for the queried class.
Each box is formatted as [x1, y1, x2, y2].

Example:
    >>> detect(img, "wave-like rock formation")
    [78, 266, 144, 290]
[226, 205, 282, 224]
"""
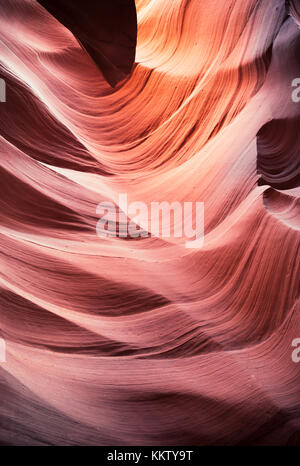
[0, 0, 299, 445]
